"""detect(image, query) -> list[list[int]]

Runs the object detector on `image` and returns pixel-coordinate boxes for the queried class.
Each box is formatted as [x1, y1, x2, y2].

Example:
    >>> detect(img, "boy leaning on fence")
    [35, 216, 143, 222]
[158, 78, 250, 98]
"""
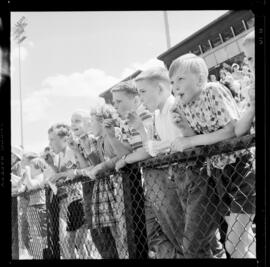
[168, 53, 256, 258]
[134, 67, 226, 259]
[57, 105, 132, 259]
[21, 153, 48, 259]
[111, 79, 185, 258]
[11, 146, 31, 259]
[46, 123, 88, 259]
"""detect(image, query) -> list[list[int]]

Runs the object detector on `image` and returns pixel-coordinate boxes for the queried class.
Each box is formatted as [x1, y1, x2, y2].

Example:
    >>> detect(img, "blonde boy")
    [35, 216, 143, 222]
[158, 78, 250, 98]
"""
[169, 53, 255, 258]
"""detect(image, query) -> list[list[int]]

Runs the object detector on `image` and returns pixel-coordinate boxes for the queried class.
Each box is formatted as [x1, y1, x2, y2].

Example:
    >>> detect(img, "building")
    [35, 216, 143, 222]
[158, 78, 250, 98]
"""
[100, 10, 254, 103]
[157, 10, 254, 79]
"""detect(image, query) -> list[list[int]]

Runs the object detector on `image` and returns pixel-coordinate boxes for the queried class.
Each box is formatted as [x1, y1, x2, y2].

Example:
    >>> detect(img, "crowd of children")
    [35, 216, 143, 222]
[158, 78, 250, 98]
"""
[11, 31, 255, 259]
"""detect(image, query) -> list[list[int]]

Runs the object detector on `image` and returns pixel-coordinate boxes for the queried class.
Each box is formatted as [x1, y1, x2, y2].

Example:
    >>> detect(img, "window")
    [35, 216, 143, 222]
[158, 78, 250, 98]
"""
[221, 28, 234, 42]
[211, 34, 223, 48]
[200, 41, 211, 53]
[232, 21, 246, 36]
[191, 46, 201, 56]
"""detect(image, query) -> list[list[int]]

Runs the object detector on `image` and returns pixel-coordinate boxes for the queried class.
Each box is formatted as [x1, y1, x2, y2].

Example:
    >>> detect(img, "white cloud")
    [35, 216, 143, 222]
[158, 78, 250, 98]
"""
[120, 58, 165, 79]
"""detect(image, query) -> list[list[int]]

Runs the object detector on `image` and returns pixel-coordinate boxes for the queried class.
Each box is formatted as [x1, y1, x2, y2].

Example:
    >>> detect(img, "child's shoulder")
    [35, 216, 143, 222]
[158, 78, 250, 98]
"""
[204, 82, 232, 99]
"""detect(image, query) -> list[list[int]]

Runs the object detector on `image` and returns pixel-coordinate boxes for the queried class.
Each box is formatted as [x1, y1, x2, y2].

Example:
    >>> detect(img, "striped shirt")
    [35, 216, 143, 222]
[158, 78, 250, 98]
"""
[117, 104, 154, 151]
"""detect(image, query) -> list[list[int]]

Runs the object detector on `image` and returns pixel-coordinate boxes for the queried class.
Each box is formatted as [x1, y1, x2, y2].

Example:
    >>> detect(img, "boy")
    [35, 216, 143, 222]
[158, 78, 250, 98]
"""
[234, 30, 255, 137]
[135, 66, 225, 259]
[112, 80, 186, 258]
[46, 123, 89, 259]
[54, 107, 131, 259]
[169, 53, 255, 258]
[22, 154, 48, 259]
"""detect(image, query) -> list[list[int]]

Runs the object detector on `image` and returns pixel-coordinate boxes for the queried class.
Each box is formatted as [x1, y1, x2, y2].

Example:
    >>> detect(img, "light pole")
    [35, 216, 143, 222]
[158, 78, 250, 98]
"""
[163, 11, 171, 49]
[13, 16, 27, 149]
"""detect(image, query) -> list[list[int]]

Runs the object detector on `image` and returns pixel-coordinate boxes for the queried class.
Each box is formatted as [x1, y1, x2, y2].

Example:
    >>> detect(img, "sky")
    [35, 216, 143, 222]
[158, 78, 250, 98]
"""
[11, 10, 228, 153]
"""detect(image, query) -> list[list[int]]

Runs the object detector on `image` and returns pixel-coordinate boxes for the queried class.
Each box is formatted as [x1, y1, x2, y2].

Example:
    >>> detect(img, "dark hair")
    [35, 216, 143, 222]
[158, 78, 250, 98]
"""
[48, 123, 70, 138]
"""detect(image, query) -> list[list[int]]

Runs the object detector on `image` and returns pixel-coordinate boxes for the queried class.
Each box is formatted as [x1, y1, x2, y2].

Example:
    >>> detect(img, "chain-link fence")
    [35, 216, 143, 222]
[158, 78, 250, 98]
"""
[11, 134, 255, 259]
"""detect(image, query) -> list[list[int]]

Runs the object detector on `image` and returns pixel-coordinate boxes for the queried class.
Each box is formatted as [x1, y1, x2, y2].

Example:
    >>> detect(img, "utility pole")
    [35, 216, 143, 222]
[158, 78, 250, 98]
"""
[13, 16, 27, 149]
[163, 11, 171, 49]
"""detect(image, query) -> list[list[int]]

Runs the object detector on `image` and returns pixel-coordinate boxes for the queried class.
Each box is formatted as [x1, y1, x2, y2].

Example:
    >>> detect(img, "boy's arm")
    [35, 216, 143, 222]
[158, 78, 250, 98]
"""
[234, 105, 255, 137]
[115, 147, 151, 171]
[171, 121, 236, 152]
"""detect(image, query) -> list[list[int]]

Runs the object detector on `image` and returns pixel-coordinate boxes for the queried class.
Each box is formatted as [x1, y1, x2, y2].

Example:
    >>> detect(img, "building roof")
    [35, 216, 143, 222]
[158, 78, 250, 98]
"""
[157, 10, 254, 68]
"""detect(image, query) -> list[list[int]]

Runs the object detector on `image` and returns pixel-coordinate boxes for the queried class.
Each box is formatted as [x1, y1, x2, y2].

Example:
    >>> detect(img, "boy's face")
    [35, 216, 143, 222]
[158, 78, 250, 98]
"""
[71, 113, 89, 137]
[136, 79, 161, 112]
[243, 42, 255, 72]
[112, 91, 137, 119]
[48, 131, 67, 154]
[90, 116, 103, 137]
[170, 69, 201, 105]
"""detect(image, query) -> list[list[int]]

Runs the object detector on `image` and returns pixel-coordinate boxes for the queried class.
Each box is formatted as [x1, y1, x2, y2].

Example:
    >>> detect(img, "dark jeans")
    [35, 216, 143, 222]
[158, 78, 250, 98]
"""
[82, 180, 119, 259]
[91, 227, 119, 259]
[173, 162, 223, 258]
[143, 168, 185, 258]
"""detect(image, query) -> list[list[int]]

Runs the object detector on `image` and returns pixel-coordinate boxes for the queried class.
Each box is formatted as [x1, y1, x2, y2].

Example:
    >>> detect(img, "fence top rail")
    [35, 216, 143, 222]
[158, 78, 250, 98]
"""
[12, 134, 255, 197]
[139, 133, 255, 169]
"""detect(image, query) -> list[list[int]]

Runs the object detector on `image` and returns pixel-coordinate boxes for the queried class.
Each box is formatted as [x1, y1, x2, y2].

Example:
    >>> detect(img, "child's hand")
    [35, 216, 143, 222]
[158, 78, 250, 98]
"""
[43, 152, 55, 167]
[67, 135, 79, 152]
[115, 158, 126, 172]
[170, 137, 192, 152]
[87, 165, 102, 180]
[49, 172, 67, 183]
[126, 111, 144, 131]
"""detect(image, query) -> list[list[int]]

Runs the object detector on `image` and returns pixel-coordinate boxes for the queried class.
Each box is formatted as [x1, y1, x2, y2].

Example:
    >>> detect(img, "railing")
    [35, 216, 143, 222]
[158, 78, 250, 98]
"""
[11, 134, 255, 259]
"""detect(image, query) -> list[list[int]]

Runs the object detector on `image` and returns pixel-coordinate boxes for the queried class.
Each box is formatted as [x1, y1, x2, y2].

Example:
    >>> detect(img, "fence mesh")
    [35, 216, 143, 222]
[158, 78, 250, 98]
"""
[11, 134, 255, 259]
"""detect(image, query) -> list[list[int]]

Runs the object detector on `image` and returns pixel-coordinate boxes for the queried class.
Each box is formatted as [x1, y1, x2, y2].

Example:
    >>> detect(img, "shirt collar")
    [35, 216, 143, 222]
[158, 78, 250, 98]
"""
[160, 95, 175, 115]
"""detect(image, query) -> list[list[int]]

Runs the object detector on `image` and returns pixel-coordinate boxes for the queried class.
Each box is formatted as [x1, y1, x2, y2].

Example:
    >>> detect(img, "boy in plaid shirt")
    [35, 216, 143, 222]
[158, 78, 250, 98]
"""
[169, 53, 255, 258]
[58, 106, 132, 259]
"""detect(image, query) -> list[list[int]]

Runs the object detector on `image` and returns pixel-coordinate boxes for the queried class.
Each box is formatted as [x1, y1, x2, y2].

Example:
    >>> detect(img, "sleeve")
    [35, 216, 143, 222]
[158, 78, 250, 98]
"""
[207, 83, 240, 127]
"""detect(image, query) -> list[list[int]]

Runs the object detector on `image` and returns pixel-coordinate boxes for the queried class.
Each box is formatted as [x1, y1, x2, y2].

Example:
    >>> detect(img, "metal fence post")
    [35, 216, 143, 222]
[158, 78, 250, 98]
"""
[11, 196, 19, 260]
[45, 187, 60, 259]
[121, 164, 148, 258]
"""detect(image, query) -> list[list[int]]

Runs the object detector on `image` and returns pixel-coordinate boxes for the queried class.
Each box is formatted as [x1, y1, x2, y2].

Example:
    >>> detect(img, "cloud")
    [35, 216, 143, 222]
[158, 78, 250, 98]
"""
[120, 58, 165, 79]
[41, 68, 119, 98]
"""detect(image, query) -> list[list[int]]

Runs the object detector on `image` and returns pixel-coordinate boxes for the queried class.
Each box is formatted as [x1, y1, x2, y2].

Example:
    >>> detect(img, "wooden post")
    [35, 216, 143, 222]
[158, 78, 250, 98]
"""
[121, 164, 148, 258]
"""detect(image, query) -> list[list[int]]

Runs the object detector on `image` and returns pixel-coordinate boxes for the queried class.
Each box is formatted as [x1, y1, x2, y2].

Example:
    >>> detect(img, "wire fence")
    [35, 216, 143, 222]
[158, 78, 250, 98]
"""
[11, 134, 255, 259]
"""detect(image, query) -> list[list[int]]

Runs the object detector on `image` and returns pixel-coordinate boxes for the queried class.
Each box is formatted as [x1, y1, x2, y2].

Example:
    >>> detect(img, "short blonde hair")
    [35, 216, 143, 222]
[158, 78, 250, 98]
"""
[242, 30, 254, 47]
[72, 109, 91, 120]
[134, 67, 170, 88]
[169, 53, 209, 86]
[111, 80, 138, 97]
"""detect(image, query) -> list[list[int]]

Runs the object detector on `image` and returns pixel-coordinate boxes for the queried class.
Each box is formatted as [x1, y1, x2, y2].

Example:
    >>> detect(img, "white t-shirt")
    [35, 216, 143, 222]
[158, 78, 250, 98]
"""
[154, 95, 183, 143]
[54, 146, 83, 204]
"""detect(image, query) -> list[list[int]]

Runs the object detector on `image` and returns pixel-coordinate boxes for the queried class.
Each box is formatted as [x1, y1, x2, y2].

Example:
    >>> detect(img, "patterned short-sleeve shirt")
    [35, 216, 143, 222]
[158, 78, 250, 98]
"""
[77, 133, 101, 166]
[178, 82, 244, 169]
[116, 104, 154, 151]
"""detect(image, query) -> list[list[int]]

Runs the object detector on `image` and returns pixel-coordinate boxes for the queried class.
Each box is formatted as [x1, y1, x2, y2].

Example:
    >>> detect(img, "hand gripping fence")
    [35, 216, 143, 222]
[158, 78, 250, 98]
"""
[12, 134, 255, 259]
